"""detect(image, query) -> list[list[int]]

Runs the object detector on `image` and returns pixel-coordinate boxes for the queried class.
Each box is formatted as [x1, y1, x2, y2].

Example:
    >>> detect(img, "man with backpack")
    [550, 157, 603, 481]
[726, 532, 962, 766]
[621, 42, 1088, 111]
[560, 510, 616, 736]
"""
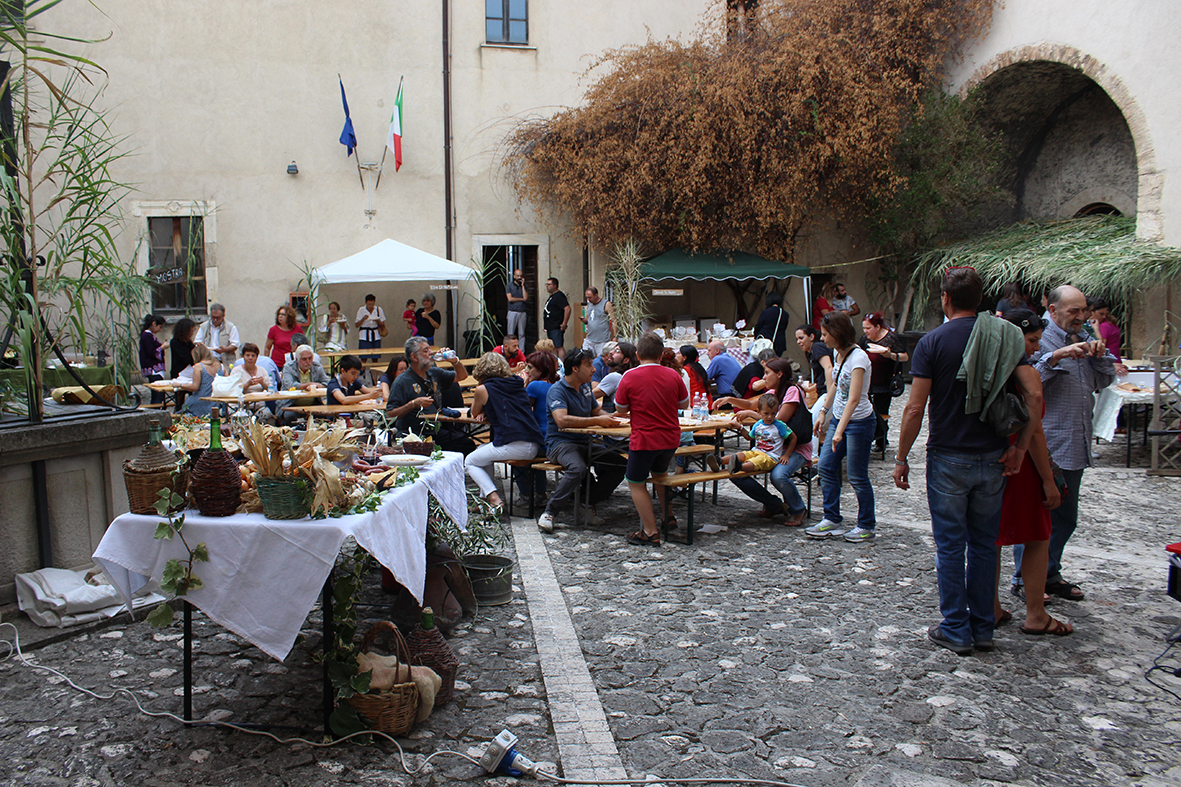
[728, 358, 813, 525]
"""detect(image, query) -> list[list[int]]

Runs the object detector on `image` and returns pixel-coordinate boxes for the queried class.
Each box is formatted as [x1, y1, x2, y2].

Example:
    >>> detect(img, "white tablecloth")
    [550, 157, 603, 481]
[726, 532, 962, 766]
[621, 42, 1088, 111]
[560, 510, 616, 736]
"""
[1093, 385, 1180, 442]
[93, 451, 468, 661]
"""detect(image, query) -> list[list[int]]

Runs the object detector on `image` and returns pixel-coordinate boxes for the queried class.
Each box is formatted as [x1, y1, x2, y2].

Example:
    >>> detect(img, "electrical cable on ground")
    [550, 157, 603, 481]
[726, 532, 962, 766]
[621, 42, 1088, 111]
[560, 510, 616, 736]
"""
[1, 622, 815, 787]
[1143, 637, 1181, 702]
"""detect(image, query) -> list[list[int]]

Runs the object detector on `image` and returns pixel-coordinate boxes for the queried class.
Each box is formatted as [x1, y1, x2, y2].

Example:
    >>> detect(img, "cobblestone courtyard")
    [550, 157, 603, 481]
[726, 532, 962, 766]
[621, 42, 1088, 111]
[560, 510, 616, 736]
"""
[2, 433, 1180, 787]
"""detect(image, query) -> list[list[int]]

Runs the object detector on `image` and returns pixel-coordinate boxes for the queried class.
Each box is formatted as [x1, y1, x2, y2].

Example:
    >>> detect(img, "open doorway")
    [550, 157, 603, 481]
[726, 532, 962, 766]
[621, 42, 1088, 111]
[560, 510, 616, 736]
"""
[481, 244, 539, 351]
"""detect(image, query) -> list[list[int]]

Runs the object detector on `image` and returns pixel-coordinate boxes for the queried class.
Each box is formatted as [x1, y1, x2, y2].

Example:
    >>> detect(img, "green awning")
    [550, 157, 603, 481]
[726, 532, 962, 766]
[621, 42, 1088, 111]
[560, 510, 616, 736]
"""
[641, 249, 810, 281]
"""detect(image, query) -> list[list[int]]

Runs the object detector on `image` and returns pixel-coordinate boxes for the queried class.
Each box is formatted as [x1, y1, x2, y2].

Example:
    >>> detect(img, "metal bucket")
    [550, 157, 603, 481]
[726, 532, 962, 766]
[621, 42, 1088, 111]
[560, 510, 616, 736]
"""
[462, 554, 514, 606]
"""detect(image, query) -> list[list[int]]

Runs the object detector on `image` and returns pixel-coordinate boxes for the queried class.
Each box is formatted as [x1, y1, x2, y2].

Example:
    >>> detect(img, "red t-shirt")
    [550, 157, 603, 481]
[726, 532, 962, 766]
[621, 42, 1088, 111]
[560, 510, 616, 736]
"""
[614, 363, 687, 451]
[494, 345, 526, 366]
[812, 298, 832, 331]
[267, 324, 299, 368]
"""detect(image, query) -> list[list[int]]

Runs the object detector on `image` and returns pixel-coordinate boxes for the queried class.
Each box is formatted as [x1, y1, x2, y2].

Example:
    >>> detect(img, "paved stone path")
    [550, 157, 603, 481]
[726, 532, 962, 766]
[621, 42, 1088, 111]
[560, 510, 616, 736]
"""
[2, 428, 1180, 786]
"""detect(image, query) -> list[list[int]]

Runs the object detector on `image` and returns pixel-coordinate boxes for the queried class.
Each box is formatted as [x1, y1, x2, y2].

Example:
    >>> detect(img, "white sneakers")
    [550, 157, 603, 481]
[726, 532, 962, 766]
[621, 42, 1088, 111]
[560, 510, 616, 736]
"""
[537, 512, 555, 533]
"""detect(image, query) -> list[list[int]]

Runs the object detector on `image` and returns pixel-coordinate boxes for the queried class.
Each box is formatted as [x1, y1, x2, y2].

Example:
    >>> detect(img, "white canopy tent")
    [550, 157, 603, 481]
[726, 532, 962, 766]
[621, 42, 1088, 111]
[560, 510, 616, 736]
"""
[311, 239, 477, 348]
[310, 238, 477, 285]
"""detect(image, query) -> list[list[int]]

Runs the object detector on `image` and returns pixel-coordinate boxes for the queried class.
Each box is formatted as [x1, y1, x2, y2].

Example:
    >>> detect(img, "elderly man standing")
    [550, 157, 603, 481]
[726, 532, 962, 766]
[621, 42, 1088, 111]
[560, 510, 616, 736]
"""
[893, 267, 1042, 656]
[581, 286, 615, 357]
[193, 303, 240, 372]
[386, 336, 474, 455]
[1012, 285, 1115, 603]
[705, 340, 743, 398]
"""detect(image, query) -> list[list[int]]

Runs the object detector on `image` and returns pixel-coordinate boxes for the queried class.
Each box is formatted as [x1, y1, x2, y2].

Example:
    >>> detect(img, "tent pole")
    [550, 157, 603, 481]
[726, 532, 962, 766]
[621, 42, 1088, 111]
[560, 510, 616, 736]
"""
[804, 275, 813, 328]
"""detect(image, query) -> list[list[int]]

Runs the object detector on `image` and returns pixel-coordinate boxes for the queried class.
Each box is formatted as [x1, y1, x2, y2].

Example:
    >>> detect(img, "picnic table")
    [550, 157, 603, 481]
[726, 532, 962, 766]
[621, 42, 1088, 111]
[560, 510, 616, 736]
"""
[92, 451, 468, 728]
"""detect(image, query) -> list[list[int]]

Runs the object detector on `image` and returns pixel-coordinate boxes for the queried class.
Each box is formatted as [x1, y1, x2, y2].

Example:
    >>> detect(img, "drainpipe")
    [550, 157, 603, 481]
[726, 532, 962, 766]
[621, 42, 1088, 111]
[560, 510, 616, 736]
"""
[442, 0, 456, 345]
[442, 0, 454, 262]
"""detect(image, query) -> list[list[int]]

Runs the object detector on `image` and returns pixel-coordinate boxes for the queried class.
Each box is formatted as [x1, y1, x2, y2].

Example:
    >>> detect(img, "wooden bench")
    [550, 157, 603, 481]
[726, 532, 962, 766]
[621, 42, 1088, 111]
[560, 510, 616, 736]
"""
[651, 460, 815, 545]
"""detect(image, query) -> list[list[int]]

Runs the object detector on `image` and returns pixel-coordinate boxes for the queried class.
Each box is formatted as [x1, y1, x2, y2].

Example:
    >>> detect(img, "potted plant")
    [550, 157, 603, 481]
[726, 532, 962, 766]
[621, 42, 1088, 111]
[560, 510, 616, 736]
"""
[428, 492, 514, 606]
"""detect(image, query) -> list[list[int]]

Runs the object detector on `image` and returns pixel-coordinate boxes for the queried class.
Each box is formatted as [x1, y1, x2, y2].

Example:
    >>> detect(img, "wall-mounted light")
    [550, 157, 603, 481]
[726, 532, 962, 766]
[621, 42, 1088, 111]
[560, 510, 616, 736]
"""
[286, 161, 299, 175]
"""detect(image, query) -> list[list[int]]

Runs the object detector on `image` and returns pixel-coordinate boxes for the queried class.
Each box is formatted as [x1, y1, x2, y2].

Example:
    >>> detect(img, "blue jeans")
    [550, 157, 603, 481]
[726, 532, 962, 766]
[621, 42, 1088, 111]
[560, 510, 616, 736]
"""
[817, 415, 876, 529]
[926, 448, 1006, 646]
[731, 451, 809, 515]
[1012, 467, 1083, 587]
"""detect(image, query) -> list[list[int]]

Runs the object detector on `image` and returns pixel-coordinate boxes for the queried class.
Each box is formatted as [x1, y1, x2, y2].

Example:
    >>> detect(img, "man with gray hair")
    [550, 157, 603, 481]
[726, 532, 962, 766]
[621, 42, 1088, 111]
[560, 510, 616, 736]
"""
[386, 336, 473, 454]
[193, 302, 239, 372]
[1012, 284, 1115, 604]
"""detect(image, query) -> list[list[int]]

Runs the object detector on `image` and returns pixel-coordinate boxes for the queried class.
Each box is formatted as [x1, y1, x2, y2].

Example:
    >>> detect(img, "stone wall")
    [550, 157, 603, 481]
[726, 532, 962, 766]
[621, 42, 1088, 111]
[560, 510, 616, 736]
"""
[0, 411, 159, 606]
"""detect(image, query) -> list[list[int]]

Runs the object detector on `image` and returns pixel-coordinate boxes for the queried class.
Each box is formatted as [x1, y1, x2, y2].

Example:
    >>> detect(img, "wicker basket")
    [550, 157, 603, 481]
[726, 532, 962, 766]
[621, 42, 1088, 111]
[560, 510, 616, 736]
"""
[402, 440, 434, 456]
[123, 461, 189, 515]
[347, 621, 419, 737]
[254, 474, 310, 520]
[406, 618, 459, 707]
[190, 448, 241, 517]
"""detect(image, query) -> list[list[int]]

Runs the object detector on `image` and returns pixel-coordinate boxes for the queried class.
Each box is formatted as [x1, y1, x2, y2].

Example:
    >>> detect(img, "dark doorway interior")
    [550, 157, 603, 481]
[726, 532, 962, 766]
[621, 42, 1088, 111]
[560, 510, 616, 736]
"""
[482, 244, 539, 351]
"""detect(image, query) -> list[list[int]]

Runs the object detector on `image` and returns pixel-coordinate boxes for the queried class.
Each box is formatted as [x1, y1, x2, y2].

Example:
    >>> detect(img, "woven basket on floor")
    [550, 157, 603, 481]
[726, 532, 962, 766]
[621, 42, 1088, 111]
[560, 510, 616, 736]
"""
[347, 621, 419, 737]
[254, 474, 310, 520]
[406, 619, 459, 707]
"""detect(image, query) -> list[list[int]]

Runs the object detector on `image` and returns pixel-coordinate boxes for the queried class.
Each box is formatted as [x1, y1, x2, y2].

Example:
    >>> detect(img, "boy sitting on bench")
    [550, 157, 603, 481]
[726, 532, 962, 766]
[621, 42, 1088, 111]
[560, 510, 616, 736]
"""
[708, 393, 797, 475]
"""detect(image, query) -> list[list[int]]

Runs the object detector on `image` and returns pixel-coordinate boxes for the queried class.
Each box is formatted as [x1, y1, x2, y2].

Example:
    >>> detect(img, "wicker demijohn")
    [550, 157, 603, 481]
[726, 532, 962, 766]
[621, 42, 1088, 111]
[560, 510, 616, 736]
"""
[347, 621, 419, 736]
[190, 448, 240, 516]
[406, 607, 459, 707]
[254, 474, 309, 519]
[122, 418, 188, 514]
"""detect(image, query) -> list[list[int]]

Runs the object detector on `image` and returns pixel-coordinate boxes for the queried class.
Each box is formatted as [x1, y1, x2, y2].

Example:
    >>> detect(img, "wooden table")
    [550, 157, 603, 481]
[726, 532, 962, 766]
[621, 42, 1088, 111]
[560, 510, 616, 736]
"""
[560, 416, 734, 439]
[200, 387, 328, 404]
[283, 401, 382, 417]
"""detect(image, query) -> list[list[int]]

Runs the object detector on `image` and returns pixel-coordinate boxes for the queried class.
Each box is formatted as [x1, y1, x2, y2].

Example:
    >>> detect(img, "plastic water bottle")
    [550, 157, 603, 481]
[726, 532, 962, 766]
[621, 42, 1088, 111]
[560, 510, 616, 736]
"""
[692, 393, 703, 420]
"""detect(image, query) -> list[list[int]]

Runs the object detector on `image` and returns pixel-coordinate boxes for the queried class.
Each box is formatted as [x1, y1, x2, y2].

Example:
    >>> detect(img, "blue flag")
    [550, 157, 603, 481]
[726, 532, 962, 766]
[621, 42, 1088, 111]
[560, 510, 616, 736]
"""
[339, 77, 357, 157]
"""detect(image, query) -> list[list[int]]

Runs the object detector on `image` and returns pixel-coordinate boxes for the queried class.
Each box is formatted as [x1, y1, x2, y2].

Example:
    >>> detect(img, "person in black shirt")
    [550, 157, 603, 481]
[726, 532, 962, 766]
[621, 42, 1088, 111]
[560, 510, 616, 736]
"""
[169, 317, 197, 409]
[731, 347, 778, 402]
[386, 336, 475, 454]
[795, 324, 833, 397]
[415, 294, 442, 344]
[326, 355, 376, 404]
[543, 277, 571, 358]
[753, 292, 790, 356]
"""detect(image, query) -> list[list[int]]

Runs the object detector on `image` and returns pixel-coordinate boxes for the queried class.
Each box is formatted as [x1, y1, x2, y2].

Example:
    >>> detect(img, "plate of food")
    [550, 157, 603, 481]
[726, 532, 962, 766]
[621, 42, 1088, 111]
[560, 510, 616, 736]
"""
[379, 454, 432, 467]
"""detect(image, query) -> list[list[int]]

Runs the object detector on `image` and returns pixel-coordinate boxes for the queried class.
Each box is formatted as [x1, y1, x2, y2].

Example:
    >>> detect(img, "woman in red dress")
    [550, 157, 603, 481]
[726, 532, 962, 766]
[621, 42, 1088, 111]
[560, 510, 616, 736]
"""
[994, 309, 1071, 636]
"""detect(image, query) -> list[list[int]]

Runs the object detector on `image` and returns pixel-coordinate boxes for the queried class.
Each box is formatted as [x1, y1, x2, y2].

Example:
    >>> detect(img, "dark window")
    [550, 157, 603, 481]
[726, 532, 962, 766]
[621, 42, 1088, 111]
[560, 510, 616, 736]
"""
[486, 0, 527, 45]
[147, 216, 206, 316]
[726, 0, 758, 42]
[1075, 203, 1121, 217]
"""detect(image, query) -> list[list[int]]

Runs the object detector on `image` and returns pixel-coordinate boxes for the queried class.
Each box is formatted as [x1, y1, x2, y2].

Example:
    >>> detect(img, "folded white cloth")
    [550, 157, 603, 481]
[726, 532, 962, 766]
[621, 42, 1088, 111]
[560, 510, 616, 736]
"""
[93, 452, 466, 661]
[15, 567, 164, 628]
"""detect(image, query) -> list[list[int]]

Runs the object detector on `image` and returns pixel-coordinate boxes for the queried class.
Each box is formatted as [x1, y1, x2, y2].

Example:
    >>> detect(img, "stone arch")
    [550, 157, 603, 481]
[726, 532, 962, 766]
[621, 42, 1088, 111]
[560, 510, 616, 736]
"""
[960, 44, 1161, 241]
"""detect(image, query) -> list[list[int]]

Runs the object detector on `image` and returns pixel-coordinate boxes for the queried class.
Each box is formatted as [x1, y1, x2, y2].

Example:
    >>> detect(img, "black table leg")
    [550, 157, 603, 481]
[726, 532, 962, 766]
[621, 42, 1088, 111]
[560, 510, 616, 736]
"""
[322, 568, 335, 736]
[183, 599, 193, 723]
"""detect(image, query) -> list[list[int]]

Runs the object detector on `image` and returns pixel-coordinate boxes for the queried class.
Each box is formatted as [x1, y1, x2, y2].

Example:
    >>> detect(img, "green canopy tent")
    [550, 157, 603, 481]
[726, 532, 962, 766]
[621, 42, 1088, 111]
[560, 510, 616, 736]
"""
[640, 248, 814, 325]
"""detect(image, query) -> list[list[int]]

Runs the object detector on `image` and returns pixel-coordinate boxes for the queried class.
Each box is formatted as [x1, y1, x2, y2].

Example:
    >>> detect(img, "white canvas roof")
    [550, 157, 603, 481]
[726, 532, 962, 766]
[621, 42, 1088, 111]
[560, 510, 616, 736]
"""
[310, 238, 477, 285]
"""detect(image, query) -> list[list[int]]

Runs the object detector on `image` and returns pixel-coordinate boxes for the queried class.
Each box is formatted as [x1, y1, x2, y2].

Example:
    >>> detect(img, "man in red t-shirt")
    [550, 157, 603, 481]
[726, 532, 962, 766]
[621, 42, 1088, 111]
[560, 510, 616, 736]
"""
[614, 332, 689, 546]
[493, 335, 527, 370]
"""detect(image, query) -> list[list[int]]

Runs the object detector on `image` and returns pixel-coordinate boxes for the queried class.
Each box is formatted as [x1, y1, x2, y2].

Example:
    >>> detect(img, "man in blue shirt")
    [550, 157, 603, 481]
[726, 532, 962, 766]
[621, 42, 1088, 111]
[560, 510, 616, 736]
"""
[1015, 284, 1115, 603]
[705, 340, 743, 397]
[538, 348, 626, 533]
[892, 267, 1042, 656]
[591, 341, 617, 383]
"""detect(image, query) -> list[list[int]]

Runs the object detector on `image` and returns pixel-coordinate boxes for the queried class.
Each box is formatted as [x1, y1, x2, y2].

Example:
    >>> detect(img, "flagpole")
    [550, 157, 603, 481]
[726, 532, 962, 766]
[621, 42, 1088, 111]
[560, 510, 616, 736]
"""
[375, 76, 402, 192]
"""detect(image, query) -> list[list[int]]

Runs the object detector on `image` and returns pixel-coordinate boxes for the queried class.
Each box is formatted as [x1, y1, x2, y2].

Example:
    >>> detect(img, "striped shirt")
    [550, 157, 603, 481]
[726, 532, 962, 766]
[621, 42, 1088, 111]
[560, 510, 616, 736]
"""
[1034, 319, 1116, 471]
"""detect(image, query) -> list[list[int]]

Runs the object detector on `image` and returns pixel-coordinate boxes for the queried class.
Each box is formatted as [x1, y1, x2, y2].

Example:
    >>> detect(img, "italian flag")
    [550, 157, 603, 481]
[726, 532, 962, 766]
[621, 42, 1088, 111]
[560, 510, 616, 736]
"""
[386, 78, 403, 172]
